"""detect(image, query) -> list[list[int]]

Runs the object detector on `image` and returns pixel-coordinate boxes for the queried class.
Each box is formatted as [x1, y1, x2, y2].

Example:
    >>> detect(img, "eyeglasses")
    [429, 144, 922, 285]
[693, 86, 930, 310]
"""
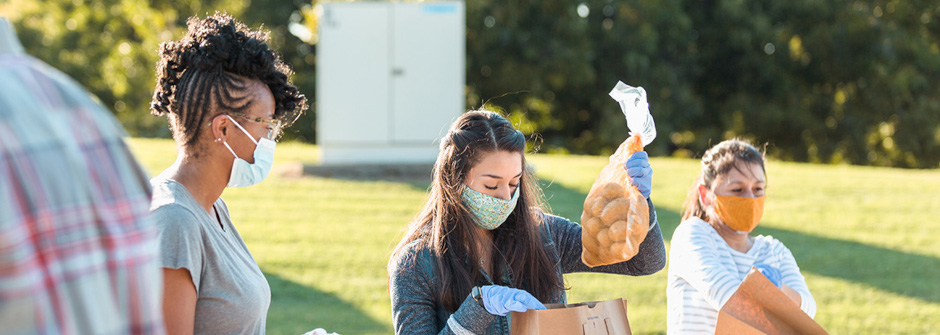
[230, 112, 283, 140]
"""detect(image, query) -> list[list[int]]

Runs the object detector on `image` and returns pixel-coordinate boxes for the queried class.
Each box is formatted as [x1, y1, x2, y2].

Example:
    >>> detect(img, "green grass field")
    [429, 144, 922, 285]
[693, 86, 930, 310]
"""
[127, 138, 940, 334]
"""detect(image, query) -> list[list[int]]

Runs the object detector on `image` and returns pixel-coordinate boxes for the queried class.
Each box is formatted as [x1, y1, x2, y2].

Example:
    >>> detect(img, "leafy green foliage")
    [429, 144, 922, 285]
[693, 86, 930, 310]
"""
[3, 0, 315, 140]
[6, 0, 174, 137]
[467, 0, 940, 168]
[467, 0, 701, 159]
[5, 0, 939, 167]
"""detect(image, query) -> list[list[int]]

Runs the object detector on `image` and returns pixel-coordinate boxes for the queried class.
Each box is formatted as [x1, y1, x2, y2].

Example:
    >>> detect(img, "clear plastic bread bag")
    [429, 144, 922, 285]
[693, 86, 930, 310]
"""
[581, 81, 657, 267]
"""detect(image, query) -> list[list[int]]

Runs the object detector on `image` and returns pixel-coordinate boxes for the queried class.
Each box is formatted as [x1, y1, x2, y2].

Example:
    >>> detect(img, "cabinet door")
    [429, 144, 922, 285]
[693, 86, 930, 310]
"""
[390, 2, 465, 144]
[317, 2, 390, 145]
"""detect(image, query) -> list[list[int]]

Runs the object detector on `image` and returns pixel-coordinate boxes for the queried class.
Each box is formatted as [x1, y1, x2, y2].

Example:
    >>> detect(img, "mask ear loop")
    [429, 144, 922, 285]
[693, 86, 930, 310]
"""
[222, 140, 239, 159]
[699, 184, 720, 224]
[220, 115, 260, 159]
[697, 184, 711, 209]
[225, 115, 260, 145]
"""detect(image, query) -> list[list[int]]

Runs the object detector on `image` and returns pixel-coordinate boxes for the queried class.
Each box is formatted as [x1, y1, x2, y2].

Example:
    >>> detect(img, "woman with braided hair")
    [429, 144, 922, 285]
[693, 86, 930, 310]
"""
[148, 13, 306, 334]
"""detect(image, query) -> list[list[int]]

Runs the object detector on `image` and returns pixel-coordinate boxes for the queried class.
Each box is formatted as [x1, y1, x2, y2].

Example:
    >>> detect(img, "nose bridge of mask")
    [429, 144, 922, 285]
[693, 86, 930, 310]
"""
[484, 187, 520, 202]
[725, 195, 759, 215]
[493, 187, 519, 202]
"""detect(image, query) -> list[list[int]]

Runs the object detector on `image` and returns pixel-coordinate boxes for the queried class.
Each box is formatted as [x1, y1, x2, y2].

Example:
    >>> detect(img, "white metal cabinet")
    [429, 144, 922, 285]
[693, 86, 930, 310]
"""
[316, 1, 465, 165]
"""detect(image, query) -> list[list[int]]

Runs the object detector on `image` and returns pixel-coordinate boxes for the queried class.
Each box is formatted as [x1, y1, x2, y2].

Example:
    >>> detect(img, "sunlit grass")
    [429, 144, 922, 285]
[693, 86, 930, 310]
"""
[128, 137, 940, 334]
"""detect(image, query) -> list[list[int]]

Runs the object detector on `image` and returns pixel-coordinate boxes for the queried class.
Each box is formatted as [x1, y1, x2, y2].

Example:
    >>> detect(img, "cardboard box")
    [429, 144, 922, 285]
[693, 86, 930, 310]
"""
[715, 268, 827, 335]
[511, 298, 632, 335]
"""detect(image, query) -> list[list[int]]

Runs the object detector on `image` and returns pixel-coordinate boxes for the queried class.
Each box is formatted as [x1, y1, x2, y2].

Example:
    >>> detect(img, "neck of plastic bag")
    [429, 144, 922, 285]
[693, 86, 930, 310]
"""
[609, 81, 656, 148]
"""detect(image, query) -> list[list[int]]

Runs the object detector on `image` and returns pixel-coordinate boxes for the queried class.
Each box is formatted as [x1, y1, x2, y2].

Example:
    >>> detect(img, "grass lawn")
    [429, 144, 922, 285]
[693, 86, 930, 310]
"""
[127, 137, 940, 334]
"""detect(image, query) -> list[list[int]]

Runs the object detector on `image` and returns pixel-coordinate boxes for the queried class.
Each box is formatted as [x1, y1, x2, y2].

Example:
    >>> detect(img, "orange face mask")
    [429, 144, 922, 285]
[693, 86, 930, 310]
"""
[713, 195, 765, 232]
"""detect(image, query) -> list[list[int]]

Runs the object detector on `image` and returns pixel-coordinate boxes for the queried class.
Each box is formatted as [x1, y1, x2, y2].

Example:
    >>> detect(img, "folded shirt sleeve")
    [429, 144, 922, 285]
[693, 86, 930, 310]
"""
[153, 204, 205, 291]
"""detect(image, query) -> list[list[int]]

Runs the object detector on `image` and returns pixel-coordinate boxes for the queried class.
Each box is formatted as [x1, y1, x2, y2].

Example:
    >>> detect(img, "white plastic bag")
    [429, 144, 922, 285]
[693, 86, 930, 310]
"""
[580, 81, 658, 267]
[609, 81, 656, 146]
[303, 328, 340, 335]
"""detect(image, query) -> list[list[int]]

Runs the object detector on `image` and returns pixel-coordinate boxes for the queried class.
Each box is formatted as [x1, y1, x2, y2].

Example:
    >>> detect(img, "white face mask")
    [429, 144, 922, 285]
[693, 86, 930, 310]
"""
[221, 115, 276, 187]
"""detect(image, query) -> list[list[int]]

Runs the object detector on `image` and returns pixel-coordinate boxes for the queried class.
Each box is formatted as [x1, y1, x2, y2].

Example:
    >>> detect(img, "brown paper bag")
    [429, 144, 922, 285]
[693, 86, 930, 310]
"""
[511, 298, 632, 335]
[715, 268, 827, 335]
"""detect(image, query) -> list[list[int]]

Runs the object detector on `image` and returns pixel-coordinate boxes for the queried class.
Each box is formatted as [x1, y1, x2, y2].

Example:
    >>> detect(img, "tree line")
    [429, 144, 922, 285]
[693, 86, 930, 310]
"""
[7, 0, 939, 168]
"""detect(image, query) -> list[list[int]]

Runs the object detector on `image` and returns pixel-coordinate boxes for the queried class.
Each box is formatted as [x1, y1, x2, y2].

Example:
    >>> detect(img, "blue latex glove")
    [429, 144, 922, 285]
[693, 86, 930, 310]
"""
[754, 264, 783, 289]
[625, 151, 653, 199]
[480, 285, 546, 316]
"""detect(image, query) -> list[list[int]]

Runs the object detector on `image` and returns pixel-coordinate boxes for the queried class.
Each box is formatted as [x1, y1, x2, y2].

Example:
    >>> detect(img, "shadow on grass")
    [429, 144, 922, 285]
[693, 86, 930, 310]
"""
[751, 226, 940, 303]
[309, 167, 940, 306]
[300, 163, 433, 195]
[264, 272, 387, 335]
[302, 164, 434, 184]
[538, 178, 940, 304]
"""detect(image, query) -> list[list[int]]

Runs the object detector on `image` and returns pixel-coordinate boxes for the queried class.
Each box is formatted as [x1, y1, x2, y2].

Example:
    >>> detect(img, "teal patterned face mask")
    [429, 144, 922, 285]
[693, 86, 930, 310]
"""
[461, 186, 520, 230]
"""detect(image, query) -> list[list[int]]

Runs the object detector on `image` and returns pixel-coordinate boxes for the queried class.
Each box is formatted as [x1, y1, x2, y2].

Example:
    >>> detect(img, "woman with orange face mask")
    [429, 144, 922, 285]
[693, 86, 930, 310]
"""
[665, 139, 816, 335]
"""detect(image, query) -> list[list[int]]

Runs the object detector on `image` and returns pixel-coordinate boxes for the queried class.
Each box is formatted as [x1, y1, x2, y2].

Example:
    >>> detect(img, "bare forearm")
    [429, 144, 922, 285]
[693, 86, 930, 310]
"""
[163, 268, 197, 335]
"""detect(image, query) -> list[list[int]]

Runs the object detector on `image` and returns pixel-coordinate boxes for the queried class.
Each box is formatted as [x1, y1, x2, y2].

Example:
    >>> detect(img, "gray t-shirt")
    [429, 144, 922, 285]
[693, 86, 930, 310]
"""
[150, 178, 271, 334]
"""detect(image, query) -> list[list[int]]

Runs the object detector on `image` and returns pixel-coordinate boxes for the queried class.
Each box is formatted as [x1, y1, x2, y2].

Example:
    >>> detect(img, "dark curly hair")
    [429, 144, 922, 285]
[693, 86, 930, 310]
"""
[150, 13, 307, 146]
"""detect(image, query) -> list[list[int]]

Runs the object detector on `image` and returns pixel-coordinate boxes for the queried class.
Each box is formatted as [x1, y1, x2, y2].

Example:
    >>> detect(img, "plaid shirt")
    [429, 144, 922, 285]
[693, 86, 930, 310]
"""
[0, 50, 164, 333]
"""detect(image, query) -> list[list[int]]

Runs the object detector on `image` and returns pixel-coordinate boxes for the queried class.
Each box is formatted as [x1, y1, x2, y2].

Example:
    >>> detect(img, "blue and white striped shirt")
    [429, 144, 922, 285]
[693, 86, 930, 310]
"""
[666, 217, 816, 334]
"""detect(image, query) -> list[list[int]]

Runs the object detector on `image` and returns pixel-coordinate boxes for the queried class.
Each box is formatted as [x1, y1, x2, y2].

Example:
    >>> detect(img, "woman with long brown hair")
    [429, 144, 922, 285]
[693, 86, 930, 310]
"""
[388, 110, 666, 334]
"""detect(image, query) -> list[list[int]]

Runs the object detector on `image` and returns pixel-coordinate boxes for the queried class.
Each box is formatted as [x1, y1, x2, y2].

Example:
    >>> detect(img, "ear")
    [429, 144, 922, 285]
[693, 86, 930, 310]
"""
[697, 184, 711, 208]
[209, 114, 230, 142]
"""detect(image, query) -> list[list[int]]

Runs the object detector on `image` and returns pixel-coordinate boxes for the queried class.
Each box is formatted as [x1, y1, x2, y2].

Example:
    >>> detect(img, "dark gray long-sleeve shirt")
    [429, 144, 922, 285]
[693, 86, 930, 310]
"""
[388, 199, 666, 335]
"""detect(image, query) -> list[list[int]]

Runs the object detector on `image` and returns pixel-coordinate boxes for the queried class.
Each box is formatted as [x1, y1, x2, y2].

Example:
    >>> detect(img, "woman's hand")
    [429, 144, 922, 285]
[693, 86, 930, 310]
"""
[479, 285, 546, 316]
[755, 264, 804, 306]
[753, 263, 783, 288]
[625, 151, 653, 199]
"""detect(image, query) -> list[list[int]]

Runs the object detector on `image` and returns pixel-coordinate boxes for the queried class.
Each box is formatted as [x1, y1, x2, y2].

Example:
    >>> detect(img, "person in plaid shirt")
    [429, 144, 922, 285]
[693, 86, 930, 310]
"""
[0, 18, 164, 334]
